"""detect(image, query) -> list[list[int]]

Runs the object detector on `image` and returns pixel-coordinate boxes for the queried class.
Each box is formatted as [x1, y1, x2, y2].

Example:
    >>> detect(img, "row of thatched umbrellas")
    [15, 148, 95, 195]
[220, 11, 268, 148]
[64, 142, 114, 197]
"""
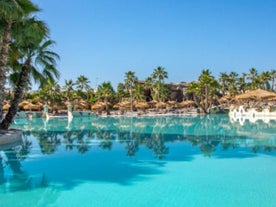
[3, 89, 276, 112]
[219, 89, 276, 104]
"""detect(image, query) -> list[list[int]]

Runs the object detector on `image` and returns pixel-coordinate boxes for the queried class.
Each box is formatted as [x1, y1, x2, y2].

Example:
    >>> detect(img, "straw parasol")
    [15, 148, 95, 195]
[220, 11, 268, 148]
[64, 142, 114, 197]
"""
[134, 102, 150, 109]
[3, 103, 10, 111]
[234, 89, 276, 101]
[178, 100, 195, 108]
[91, 102, 106, 110]
[155, 102, 167, 109]
[218, 95, 232, 103]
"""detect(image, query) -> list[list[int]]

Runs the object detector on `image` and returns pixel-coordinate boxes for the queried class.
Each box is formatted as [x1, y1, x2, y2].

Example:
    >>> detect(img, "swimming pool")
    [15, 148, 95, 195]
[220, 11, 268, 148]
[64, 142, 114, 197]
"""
[1, 114, 275, 207]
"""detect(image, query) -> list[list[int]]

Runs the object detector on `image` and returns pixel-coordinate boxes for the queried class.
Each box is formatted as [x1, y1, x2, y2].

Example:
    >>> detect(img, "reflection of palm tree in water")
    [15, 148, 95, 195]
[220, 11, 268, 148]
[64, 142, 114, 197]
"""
[145, 133, 169, 159]
[0, 156, 4, 185]
[1, 148, 30, 191]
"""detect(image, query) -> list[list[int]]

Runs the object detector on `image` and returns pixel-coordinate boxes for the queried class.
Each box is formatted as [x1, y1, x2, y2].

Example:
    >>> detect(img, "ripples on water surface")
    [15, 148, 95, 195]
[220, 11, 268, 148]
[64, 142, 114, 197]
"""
[1, 114, 276, 207]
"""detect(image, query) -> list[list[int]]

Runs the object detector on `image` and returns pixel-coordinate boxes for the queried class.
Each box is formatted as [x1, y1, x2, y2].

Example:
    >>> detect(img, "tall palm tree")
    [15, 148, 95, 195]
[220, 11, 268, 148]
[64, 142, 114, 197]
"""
[260, 71, 271, 90]
[75, 75, 90, 100]
[0, 0, 39, 119]
[218, 72, 229, 96]
[188, 69, 220, 113]
[247, 67, 258, 89]
[124, 71, 138, 111]
[151, 66, 168, 83]
[0, 19, 60, 129]
[76, 75, 90, 92]
[270, 69, 276, 91]
[228, 72, 238, 96]
[237, 73, 247, 94]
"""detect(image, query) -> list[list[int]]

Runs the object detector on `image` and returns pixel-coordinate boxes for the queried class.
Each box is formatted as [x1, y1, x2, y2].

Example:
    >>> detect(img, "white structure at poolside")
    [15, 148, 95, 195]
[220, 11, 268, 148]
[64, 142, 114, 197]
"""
[229, 105, 276, 124]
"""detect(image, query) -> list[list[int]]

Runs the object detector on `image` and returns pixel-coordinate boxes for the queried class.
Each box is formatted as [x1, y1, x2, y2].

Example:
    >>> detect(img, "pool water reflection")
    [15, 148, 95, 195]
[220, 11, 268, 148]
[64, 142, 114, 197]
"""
[1, 114, 276, 207]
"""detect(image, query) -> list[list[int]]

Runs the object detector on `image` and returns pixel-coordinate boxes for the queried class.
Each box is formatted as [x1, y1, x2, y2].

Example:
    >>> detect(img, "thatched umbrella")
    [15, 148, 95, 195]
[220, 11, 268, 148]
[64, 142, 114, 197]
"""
[218, 95, 232, 104]
[234, 89, 276, 101]
[148, 100, 157, 108]
[134, 102, 150, 109]
[155, 102, 166, 109]
[19, 100, 30, 108]
[3, 103, 10, 111]
[178, 100, 195, 108]
[113, 103, 121, 110]
[166, 101, 178, 109]
[91, 102, 105, 111]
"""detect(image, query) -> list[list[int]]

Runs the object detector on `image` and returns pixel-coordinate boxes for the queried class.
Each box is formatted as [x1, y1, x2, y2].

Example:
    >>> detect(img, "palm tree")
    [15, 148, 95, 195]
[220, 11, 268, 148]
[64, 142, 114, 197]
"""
[247, 67, 258, 89]
[39, 80, 62, 107]
[133, 84, 145, 102]
[96, 81, 115, 115]
[270, 69, 276, 91]
[228, 72, 238, 96]
[0, 0, 39, 119]
[0, 19, 60, 129]
[151, 67, 168, 101]
[62, 79, 75, 101]
[218, 72, 229, 96]
[188, 69, 220, 113]
[151, 66, 168, 83]
[76, 75, 90, 92]
[237, 73, 247, 94]
[75, 75, 90, 100]
[260, 71, 271, 90]
[116, 82, 127, 102]
[124, 71, 138, 111]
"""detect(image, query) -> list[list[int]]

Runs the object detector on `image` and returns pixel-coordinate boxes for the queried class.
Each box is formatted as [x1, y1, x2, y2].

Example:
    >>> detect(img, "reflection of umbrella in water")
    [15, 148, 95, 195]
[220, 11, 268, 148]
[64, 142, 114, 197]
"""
[234, 89, 276, 101]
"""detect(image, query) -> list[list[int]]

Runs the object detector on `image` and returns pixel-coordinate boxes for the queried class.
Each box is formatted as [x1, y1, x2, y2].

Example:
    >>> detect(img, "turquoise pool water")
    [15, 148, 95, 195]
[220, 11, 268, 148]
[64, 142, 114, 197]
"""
[1, 114, 276, 207]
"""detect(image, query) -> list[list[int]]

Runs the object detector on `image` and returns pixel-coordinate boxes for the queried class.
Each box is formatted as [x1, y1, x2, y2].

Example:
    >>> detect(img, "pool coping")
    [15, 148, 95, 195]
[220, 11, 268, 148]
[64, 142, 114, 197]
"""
[0, 129, 23, 150]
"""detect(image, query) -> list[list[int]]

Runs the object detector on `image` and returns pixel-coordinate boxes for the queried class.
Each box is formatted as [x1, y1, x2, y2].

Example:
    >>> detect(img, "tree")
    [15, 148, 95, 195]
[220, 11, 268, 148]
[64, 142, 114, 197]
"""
[151, 66, 168, 101]
[62, 79, 75, 101]
[152, 66, 168, 83]
[247, 67, 259, 89]
[96, 81, 115, 115]
[0, 19, 60, 129]
[39, 80, 62, 107]
[75, 75, 90, 100]
[0, 0, 39, 119]
[133, 84, 145, 102]
[76, 75, 90, 92]
[187, 69, 220, 113]
[116, 82, 127, 102]
[228, 72, 239, 96]
[260, 71, 271, 90]
[218, 72, 228, 96]
[124, 71, 138, 111]
[270, 69, 276, 91]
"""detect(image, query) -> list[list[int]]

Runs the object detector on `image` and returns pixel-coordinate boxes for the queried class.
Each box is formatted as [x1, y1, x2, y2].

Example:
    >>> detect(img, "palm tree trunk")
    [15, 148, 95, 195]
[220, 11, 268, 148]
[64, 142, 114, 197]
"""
[0, 21, 12, 120]
[130, 90, 133, 112]
[105, 98, 110, 115]
[0, 61, 30, 130]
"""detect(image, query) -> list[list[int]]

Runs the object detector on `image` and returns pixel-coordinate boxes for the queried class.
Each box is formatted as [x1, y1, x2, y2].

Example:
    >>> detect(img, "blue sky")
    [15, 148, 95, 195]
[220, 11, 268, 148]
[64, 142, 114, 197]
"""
[32, 0, 276, 89]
